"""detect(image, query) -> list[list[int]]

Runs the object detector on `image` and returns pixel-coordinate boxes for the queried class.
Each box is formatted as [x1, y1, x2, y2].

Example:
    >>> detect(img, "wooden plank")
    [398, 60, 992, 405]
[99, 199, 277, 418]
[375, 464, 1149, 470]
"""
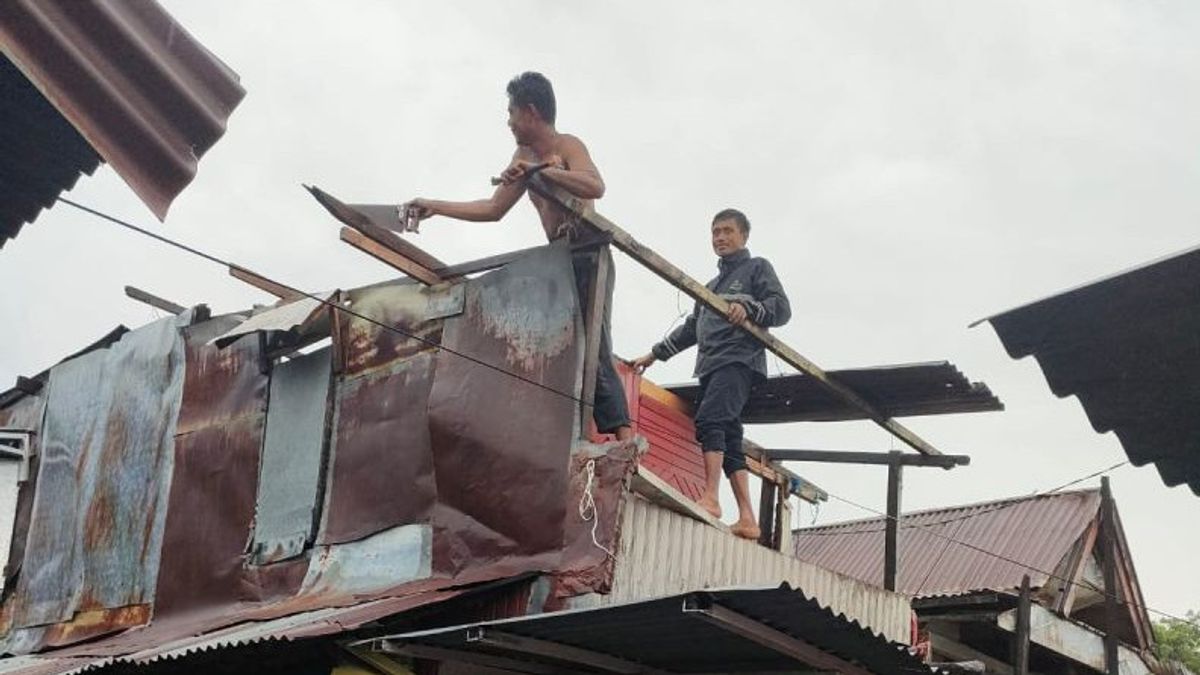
[930, 633, 1015, 675]
[884, 458, 902, 591]
[631, 467, 727, 532]
[1014, 574, 1032, 675]
[766, 448, 969, 468]
[579, 247, 611, 437]
[124, 285, 186, 314]
[229, 264, 303, 300]
[1099, 477, 1120, 675]
[528, 176, 944, 456]
[306, 185, 446, 270]
[340, 227, 442, 286]
[757, 480, 777, 548]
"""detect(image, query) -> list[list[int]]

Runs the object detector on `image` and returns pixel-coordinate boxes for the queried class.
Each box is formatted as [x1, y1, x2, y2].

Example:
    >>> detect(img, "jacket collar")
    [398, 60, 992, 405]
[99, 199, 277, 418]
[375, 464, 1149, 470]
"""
[718, 248, 751, 274]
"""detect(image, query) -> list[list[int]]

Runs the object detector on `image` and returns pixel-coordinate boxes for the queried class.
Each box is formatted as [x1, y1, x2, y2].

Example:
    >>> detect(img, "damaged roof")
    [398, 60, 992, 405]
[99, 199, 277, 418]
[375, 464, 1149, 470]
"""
[666, 361, 1002, 423]
[0, 0, 245, 247]
[979, 244, 1200, 495]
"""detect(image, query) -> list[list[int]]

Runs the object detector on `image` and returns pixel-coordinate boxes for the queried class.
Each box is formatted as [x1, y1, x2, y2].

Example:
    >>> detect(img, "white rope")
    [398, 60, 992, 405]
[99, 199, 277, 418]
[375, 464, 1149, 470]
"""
[578, 459, 615, 559]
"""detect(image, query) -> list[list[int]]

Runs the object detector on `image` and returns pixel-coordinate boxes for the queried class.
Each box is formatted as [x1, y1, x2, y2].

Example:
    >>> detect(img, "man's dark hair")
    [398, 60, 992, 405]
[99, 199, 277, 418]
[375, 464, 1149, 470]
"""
[712, 208, 751, 235]
[507, 71, 556, 124]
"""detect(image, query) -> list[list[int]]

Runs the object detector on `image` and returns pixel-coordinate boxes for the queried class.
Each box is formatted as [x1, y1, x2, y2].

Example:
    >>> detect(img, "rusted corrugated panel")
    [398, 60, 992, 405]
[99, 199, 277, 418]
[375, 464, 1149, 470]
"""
[0, 0, 245, 238]
[6, 313, 190, 637]
[251, 347, 333, 564]
[153, 317, 270, 616]
[427, 244, 581, 577]
[597, 494, 914, 644]
[792, 489, 1102, 598]
[321, 355, 437, 544]
[983, 245, 1200, 495]
[665, 361, 1002, 423]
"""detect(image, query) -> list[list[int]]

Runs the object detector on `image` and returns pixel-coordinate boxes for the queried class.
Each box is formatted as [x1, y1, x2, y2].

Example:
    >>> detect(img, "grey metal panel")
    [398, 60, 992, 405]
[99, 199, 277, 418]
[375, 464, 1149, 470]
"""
[599, 495, 913, 644]
[10, 313, 189, 628]
[251, 347, 333, 565]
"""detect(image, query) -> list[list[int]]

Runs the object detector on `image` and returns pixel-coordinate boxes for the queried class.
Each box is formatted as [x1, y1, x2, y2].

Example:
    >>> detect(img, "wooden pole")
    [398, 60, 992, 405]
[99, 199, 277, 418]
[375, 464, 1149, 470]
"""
[578, 247, 611, 438]
[758, 479, 777, 548]
[1100, 477, 1120, 675]
[124, 285, 187, 314]
[1014, 574, 1032, 675]
[527, 176, 944, 456]
[884, 452, 903, 591]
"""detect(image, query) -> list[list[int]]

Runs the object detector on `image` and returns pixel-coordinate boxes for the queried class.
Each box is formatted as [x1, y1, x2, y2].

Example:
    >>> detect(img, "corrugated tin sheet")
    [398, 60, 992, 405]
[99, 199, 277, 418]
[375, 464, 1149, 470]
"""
[666, 361, 1002, 423]
[792, 489, 1102, 598]
[982, 245, 1200, 495]
[592, 494, 914, 643]
[384, 585, 933, 674]
[0, 0, 244, 245]
[5, 312, 191, 639]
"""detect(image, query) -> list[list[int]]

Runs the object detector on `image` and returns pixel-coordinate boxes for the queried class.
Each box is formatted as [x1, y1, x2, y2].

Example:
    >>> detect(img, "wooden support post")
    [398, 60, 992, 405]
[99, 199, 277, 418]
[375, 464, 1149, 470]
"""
[578, 246, 610, 437]
[884, 452, 903, 592]
[1014, 574, 1032, 675]
[527, 176, 944, 456]
[1100, 477, 1120, 675]
[758, 479, 777, 548]
[124, 285, 186, 314]
[229, 265, 303, 301]
[773, 484, 788, 551]
[340, 227, 442, 285]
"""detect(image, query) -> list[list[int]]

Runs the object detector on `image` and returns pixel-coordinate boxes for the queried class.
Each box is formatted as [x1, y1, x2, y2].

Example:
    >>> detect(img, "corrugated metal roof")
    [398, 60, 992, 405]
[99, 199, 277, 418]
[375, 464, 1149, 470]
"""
[596, 493, 914, 643]
[792, 489, 1101, 598]
[665, 361, 1002, 424]
[0, 0, 245, 246]
[980, 245, 1200, 496]
[378, 585, 935, 674]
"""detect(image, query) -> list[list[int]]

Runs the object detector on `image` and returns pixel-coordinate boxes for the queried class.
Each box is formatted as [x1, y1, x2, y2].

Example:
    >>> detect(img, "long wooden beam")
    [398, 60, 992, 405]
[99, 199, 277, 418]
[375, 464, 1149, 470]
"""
[229, 265, 303, 301]
[766, 448, 969, 468]
[527, 176, 944, 456]
[124, 285, 186, 314]
[340, 227, 442, 285]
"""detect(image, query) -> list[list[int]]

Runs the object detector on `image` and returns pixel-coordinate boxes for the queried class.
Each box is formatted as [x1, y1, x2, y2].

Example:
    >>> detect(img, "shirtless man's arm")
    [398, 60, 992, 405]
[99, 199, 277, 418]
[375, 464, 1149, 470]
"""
[409, 149, 529, 222]
[502, 135, 605, 200]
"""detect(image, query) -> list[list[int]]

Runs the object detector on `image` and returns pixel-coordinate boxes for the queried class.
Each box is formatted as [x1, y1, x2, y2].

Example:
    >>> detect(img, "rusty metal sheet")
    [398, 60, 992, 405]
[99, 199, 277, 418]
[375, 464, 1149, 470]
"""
[320, 352, 437, 544]
[427, 244, 581, 576]
[0, 0, 245, 239]
[251, 347, 333, 564]
[153, 319, 269, 616]
[338, 280, 459, 377]
[8, 312, 190, 633]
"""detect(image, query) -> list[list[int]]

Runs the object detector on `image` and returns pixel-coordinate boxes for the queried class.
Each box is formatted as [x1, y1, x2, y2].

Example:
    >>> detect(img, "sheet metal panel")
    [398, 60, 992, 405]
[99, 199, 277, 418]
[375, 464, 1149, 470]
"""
[665, 361, 1002, 423]
[793, 489, 1101, 599]
[251, 347, 333, 564]
[598, 495, 913, 644]
[154, 317, 271, 615]
[427, 244, 581, 577]
[0, 0, 245, 239]
[984, 245, 1200, 495]
[8, 313, 189, 632]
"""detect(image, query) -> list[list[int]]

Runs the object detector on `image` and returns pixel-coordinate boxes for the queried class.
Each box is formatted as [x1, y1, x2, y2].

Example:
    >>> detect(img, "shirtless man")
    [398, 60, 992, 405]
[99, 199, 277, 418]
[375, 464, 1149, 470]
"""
[407, 71, 633, 441]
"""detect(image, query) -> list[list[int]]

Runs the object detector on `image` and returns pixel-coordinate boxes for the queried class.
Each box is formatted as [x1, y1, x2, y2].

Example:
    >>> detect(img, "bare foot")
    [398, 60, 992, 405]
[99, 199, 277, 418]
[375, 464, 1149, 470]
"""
[731, 521, 761, 541]
[697, 496, 722, 520]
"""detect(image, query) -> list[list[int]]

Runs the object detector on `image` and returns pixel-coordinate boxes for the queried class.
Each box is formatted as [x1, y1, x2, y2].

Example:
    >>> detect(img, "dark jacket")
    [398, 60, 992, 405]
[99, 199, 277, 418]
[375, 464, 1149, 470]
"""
[652, 249, 791, 379]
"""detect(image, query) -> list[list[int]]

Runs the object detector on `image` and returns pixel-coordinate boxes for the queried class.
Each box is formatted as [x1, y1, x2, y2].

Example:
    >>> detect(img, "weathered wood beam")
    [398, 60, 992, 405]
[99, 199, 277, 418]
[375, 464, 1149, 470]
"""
[340, 227, 442, 285]
[528, 176, 944, 456]
[884, 456, 903, 591]
[758, 480, 777, 548]
[766, 448, 969, 468]
[468, 627, 670, 674]
[229, 265, 303, 301]
[1014, 574, 1032, 675]
[683, 597, 873, 675]
[124, 285, 186, 314]
[1100, 477, 1120, 675]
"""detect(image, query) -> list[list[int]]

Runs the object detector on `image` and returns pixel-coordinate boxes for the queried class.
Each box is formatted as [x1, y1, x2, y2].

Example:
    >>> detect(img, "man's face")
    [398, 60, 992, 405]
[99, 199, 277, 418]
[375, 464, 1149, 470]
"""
[711, 218, 748, 256]
[507, 101, 532, 144]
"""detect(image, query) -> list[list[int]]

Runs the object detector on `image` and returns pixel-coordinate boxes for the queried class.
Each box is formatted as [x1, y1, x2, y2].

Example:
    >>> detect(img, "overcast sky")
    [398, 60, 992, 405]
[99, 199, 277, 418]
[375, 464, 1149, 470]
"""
[1, 0, 1197, 618]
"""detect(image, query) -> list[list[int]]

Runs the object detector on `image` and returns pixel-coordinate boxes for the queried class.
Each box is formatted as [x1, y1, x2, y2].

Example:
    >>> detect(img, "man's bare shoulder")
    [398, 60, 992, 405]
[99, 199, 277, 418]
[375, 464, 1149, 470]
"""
[554, 133, 590, 151]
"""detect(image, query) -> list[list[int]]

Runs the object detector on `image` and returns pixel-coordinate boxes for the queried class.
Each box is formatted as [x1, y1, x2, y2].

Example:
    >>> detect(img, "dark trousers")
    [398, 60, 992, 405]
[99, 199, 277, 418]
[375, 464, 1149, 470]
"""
[572, 246, 631, 434]
[694, 363, 754, 476]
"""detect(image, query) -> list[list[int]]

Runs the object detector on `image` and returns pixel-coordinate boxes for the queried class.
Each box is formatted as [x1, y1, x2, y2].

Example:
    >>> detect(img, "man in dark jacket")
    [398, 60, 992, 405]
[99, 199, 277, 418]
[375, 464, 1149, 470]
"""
[631, 208, 791, 539]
